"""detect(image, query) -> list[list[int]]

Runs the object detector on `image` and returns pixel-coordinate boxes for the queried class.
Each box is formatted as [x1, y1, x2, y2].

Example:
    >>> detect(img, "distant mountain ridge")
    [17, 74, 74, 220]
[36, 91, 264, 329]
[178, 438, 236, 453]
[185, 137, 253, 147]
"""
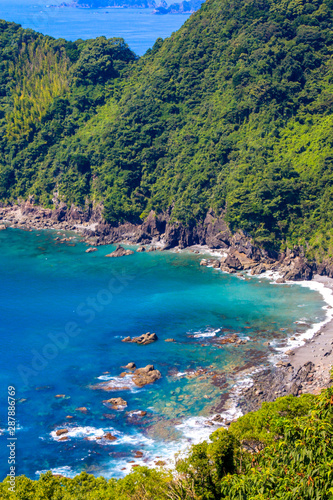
[50, 0, 157, 8]
[49, 0, 202, 11]
[152, 0, 204, 14]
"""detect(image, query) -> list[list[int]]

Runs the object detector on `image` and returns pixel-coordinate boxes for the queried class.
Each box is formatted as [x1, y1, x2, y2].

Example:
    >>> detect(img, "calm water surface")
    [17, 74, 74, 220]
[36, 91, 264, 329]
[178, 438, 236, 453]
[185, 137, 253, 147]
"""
[0, 0, 191, 55]
[0, 229, 327, 479]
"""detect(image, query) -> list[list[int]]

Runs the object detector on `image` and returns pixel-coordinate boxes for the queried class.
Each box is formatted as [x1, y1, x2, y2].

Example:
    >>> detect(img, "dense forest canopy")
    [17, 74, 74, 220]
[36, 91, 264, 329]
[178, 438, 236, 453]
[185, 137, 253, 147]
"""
[1, 386, 333, 498]
[0, 0, 333, 260]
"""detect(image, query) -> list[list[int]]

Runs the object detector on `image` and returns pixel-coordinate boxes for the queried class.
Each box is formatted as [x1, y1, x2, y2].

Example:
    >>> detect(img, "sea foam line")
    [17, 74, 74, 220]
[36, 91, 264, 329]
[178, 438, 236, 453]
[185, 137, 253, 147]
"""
[271, 278, 333, 356]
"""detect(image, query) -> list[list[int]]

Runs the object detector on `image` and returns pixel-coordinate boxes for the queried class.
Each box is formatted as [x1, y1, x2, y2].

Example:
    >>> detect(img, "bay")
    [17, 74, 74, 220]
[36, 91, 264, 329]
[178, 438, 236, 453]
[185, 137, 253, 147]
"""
[0, 228, 327, 479]
[0, 0, 191, 55]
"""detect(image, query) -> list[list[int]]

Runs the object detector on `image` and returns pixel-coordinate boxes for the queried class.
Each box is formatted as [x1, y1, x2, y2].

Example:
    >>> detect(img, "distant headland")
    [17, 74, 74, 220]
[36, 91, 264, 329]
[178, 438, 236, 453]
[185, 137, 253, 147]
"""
[48, 0, 205, 14]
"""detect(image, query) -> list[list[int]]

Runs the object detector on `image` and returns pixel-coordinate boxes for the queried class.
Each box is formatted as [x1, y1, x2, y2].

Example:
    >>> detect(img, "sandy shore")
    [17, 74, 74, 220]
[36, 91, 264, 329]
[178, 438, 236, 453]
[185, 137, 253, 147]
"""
[287, 275, 333, 385]
[229, 274, 333, 416]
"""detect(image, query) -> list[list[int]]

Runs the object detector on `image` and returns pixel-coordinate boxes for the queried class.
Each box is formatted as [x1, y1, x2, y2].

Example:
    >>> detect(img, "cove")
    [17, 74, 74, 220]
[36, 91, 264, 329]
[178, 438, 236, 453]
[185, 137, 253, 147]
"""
[0, 228, 327, 479]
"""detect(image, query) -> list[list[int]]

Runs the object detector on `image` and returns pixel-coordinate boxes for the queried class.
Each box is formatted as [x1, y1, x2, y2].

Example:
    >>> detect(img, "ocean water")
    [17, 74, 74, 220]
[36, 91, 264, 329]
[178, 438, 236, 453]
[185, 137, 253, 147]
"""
[0, 228, 328, 479]
[0, 0, 191, 55]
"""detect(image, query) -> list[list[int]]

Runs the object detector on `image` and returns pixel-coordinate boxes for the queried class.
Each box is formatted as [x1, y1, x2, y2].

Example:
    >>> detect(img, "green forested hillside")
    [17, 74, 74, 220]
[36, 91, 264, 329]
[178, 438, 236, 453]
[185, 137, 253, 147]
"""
[1, 386, 332, 499]
[1, 0, 333, 259]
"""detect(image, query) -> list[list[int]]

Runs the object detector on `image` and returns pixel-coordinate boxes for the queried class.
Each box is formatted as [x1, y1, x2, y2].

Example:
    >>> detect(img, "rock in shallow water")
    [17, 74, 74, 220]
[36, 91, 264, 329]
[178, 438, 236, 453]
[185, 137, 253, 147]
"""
[55, 429, 68, 436]
[122, 332, 158, 345]
[103, 397, 128, 409]
[105, 245, 134, 258]
[125, 362, 136, 369]
[132, 365, 162, 387]
[103, 432, 117, 441]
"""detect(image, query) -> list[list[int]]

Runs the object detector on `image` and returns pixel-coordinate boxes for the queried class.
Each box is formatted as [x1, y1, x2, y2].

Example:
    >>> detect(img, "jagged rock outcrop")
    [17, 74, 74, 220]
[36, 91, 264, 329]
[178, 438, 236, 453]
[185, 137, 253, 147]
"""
[102, 397, 127, 409]
[132, 365, 162, 387]
[122, 332, 158, 345]
[105, 245, 134, 257]
[224, 254, 243, 270]
[235, 361, 317, 414]
[0, 202, 324, 280]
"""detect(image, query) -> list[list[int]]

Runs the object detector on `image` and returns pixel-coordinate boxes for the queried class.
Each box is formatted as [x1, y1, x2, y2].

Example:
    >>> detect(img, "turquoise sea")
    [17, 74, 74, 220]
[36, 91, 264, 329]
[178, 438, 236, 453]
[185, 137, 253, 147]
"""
[0, 228, 328, 479]
[0, 0, 191, 55]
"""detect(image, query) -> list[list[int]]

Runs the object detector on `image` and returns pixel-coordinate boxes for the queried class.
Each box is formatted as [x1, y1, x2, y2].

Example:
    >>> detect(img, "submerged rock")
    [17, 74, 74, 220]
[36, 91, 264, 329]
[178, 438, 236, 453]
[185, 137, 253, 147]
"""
[216, 334, 240, 345]
[75, 407, 88, 413]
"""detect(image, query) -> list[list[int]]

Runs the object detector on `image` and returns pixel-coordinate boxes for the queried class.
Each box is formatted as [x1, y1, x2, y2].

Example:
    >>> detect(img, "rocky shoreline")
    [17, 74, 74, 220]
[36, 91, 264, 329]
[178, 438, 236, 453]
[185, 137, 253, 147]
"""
[1, 201, 333, 426]
[222, 275, 333, 419]
[2, 201, 332, 280]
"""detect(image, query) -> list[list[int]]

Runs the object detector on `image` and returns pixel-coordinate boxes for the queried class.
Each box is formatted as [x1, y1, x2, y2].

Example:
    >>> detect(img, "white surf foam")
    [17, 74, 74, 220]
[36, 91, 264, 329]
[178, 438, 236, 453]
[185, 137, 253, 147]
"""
[192, 328, 221, 338]
[36, 465, 74, 478]
[96, 374, 140, 392]
[51, 425, 120, 442]
[271, 279, 333, 357]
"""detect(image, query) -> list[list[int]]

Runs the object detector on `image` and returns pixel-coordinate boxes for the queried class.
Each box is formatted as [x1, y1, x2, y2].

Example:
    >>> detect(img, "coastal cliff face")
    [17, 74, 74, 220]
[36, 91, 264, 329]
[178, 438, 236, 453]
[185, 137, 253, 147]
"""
[1, 0, 333, 269]
[2, 200, 329, 280]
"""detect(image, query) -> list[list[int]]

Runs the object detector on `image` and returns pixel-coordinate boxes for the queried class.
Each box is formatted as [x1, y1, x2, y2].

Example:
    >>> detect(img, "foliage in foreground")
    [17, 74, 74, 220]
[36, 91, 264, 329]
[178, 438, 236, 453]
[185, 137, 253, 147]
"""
[1, 386, 332, 499]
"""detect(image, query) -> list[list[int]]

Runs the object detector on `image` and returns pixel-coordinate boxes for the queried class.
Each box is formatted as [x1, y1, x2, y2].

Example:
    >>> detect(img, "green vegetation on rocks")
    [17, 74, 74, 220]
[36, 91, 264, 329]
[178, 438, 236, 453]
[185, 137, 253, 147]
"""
[1, 0, 333, 260]
[1, 386, 332, 499]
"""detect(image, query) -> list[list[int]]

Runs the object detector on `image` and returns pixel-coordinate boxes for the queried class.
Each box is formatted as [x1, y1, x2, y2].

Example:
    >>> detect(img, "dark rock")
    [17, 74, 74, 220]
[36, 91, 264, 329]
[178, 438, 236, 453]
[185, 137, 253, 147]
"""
[211, 414, 224, 423]
[251, 263, 266, 275]
[224, 254, 243, 270]
[283, 256, 313, 281]
[141, 210, 166, 237]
